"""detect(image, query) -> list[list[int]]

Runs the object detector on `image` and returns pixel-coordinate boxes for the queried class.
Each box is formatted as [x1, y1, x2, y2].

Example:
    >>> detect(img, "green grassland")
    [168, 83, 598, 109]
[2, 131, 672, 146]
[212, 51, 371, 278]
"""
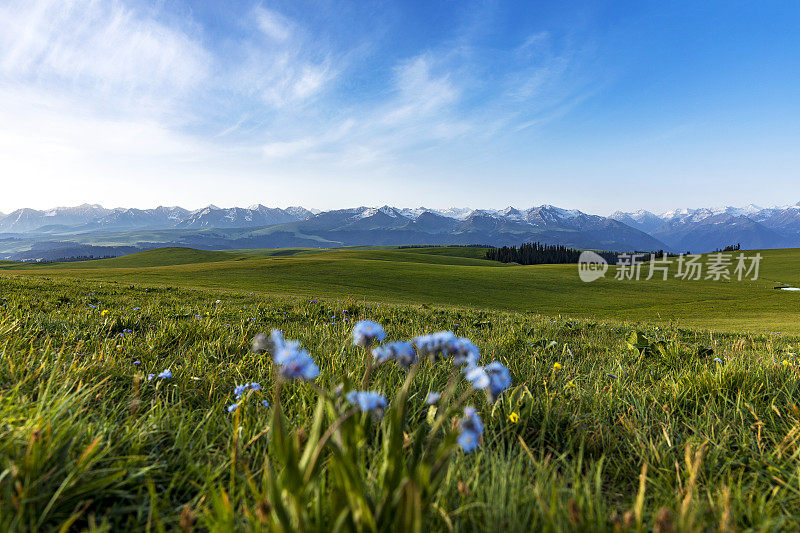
[2, 246, 799, 334]
[2, 272, 800, 530]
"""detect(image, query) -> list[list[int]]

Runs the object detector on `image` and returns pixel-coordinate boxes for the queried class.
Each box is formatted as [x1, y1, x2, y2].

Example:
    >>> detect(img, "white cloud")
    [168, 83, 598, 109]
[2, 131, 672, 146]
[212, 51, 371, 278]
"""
[255, 7, 291, 41]
[259, 52, 472, 168]
[262, 138, 318, 159]
[0, 1, 603, 212]
[0, 0, 209, 105]
[258, 56, 334, 107]
[262, 119, 355, 159]
[0, 0, 217, 211]
[381, 55, 459, 124]
[292, 63, 331, 100]
[237, 6, 338, 109]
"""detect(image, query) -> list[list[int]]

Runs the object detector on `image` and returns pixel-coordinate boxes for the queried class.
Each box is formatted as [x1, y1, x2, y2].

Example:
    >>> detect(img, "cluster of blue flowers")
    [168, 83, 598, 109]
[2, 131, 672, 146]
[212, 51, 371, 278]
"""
[410, 329, 512, 403]
[234, 381, 262, 398]
[247, 320, 511, 454]
[352, 320, 387, 347]
[371, 340, 417, 367]
[268, 330, 320, 381]
[413, 331, 457, 357]
[345, 391, 388, 417]
[364, 326, 511, 451]
[412, 332, 480, 367]
[147, 368, 172, 381]
[464, 361, 512, 402]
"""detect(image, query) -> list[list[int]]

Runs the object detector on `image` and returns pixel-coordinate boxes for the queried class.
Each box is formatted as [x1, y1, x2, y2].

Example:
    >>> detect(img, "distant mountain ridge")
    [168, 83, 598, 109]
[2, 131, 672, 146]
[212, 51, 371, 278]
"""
[1, 201, 799, 261]
[611, 202, 800, 251]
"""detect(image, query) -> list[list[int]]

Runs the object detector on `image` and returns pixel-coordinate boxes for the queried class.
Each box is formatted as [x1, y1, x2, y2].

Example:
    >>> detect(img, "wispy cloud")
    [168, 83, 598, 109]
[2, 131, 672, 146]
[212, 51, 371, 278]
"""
[255, 7, 292, 41]
[258, 24, 593, 170]
[232, 5, 339, 110]
[0, 0, 208, 111]
[0, 0, 605, 210]
[260, 53, 469, 165]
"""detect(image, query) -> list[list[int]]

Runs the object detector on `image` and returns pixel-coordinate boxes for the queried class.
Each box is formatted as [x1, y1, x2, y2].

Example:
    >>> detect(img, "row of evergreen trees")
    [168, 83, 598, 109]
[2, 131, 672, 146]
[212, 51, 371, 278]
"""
[715, 243, 741, 252]
[484, 242, 619, 265]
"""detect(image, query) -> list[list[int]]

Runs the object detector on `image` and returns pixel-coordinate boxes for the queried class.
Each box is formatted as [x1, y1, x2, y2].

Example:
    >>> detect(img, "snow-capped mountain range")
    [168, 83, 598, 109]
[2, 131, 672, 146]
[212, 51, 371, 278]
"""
[1, 202, 799, 260]
[0, 204, 315, 233]
[610, 202, 800, 251]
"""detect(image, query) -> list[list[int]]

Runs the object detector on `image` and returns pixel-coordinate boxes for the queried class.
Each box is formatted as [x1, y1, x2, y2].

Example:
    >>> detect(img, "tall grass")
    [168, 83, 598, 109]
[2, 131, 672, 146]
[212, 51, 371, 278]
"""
[1, 274, 799, 531]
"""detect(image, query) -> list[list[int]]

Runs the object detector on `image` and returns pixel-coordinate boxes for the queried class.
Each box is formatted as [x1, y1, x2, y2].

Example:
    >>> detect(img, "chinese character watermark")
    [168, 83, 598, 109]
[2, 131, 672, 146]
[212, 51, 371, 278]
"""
[578, 252, 762, 283]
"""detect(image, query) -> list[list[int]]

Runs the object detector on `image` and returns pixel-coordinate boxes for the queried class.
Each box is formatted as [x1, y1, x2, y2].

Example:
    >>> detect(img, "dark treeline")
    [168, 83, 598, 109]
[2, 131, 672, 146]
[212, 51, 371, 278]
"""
[714, 243, 741, 253]
[485, 242, 619, 265]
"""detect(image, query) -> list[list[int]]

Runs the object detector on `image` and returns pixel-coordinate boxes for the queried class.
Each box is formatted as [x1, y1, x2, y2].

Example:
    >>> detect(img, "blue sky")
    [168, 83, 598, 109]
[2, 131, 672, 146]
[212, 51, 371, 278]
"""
[0, 0, 798, 214]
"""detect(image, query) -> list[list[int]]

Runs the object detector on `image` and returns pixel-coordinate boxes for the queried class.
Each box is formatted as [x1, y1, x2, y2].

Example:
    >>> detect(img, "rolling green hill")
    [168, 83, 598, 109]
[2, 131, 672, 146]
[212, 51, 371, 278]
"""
[2, 246, 798, 333]
[9, 247, 244, 268]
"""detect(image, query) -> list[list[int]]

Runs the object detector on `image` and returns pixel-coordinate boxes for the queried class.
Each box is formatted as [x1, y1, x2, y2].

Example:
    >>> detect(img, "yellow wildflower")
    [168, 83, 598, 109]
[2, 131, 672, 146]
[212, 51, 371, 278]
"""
[101, 310, 109, 317]
[508, 412, 519, 424]
[553, 362, 562, 371]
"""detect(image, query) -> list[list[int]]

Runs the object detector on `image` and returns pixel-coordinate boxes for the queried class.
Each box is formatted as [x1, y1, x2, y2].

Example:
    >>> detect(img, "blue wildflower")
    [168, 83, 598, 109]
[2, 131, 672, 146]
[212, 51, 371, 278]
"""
[256, 330, 320, 380]
[262, 400, 270, 408]
[250, 382, 261, 392]
[464, 366, 490, 390]
[345, 391, 387, 416]
[372, 340, 417, 367]
[425, 392, 441, 405]
[484, 361, 512, 401]
[157, 369, 172, 379]
[278, 351, 320, 380]
[234, 384, 249, 397]
[457, 430, 479, 453]
[457, 407, 484, 453]
[714, 357, 724, 364]
[352, 320, 387, 347]
[451, 337, 480, 367]
[227, 403, 238, 413]
[147, 373, 155, 380]
[413, 331, 457, 358]
[133, 360, 141, 366]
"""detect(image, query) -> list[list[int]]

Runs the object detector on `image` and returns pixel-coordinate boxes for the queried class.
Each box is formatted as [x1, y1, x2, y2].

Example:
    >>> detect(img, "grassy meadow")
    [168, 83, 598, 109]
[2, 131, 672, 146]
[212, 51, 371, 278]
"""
[1, 247, 800, 530]
[2, 246, 799, 333]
